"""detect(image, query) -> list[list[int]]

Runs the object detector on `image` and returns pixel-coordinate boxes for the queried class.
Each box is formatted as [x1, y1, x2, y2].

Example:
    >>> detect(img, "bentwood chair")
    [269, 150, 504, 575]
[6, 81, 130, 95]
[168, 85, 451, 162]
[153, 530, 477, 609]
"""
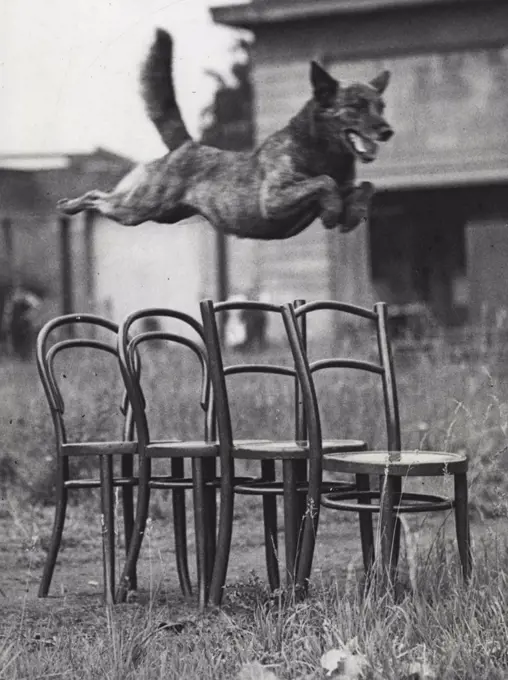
[200, 299, 367, 605]
[37, 314, 138, 604]
[292, 300, 471, 587]
[115, 308, 219, 609]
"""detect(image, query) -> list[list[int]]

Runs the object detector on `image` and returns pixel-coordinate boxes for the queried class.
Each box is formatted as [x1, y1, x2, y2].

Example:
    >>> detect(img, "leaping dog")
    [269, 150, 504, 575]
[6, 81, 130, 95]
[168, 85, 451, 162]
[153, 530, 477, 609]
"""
[58, 29, 393, 240]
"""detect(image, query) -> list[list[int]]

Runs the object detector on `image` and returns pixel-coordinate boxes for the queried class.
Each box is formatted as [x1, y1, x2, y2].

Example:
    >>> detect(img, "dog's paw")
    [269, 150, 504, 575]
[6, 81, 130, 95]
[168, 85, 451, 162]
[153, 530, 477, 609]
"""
[356, 181, 375, 201]
[321, 211, 341, 229]
[340, 206, 370, 233]
[57, 199, 71, 214]
[320, 196, 343, 230]
[339, 182, 375, 232]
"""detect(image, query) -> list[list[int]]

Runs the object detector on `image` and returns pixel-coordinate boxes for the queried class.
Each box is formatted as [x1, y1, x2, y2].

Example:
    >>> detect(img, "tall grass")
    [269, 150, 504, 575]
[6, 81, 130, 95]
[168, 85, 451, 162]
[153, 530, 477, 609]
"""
[2, 332, 507, 518]
[3, 533, 508, 678]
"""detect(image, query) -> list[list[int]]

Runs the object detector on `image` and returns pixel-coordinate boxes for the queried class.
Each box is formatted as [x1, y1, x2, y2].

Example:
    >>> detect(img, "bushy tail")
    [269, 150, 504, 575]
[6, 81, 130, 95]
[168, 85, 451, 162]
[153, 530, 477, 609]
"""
[140, 28, 191, 151]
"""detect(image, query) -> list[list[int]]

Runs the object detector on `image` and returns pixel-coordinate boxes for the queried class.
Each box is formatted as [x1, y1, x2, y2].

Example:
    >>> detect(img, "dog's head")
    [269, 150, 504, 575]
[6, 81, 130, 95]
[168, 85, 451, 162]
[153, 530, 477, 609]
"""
[310, 62, 393, 163]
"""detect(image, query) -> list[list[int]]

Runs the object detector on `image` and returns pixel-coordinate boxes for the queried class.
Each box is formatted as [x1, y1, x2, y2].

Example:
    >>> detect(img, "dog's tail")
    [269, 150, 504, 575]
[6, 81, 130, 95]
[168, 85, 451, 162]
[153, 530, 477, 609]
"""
[140, 28, 192, 151]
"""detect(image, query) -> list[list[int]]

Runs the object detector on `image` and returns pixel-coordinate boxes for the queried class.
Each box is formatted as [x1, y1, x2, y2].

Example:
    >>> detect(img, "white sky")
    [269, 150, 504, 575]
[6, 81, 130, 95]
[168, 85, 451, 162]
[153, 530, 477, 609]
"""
[0, 0, 249, 161]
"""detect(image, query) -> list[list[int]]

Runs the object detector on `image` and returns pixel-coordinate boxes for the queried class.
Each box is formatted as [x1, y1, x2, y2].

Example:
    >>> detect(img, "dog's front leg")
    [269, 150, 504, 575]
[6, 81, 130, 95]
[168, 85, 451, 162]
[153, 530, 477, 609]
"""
[261, 175, 342, 230]
[340, 181, 375, 233]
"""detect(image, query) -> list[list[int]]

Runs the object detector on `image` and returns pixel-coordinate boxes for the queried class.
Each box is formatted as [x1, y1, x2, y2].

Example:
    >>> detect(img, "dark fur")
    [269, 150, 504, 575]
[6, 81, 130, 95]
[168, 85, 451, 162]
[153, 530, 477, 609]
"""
[58, 29, 394, 240]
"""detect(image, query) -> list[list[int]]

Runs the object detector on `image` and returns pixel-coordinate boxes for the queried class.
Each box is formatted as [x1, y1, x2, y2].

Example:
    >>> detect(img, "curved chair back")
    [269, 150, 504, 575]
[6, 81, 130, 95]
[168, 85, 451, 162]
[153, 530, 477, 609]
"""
[37, 313, 134, 449]
[293, 300, 401, 453]
[200, 298, 301, 442]
[117, 307, 210, 450]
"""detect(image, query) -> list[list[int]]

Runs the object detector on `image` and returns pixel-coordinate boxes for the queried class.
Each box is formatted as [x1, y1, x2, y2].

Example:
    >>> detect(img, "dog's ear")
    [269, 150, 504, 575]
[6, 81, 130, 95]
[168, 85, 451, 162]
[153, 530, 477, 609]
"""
[370, 70, 391, 94]
[310, 61, 339, 106]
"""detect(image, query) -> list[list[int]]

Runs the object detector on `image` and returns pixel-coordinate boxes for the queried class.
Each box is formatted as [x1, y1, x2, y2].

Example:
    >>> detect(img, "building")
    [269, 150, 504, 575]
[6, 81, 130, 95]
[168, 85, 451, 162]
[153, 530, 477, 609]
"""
[0, 148, 133, 319]
[212, 0, 508, 329]
[0, 149, 216, 336]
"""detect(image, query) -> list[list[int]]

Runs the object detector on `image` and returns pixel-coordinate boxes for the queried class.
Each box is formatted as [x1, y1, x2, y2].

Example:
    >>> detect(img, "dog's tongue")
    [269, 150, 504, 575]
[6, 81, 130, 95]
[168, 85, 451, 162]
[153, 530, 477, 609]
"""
[350, 133, 367, 154]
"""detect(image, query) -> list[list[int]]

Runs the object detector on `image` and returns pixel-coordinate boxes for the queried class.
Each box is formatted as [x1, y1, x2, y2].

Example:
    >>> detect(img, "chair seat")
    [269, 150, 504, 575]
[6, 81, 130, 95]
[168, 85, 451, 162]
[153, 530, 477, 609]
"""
[146, 440, 219, 458]
[323, 450, 468, 476]
[62, 441, 138, 456]
[233, 439, 367, 460]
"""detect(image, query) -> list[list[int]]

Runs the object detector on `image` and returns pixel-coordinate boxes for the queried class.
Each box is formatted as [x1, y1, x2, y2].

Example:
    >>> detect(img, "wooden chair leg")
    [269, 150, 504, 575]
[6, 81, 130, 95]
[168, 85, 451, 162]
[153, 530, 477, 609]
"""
[356, 473, 375, 574]
[377, 473, 396, 589]
[295, 487, 320, 597]
[121, 454, 136, 590]
[261, 459, 280, 591]
[283, 460, 299, 587]
[203, 457, 217, 588]
[117, 460, 151, 602]
[295, 459, 308, 531]
[192, 459, 208, 611]
[454, 472, 472, 582]
[100, 456, 115, 604]
[392, 476, 402, 574]
[171, 457, 192, 598]
[38, 476, 68, 597]
[208, 459, 235, 606]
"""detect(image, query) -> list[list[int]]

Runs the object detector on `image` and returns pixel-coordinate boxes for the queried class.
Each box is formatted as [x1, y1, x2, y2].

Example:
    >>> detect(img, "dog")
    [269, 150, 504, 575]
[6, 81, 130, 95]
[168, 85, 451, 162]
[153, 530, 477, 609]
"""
[58, 29, 393, 240]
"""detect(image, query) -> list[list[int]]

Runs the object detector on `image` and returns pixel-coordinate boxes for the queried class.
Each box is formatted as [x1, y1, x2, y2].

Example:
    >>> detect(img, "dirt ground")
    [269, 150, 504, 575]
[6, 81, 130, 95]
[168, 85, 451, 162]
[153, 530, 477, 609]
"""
[2, 484, 500, 640]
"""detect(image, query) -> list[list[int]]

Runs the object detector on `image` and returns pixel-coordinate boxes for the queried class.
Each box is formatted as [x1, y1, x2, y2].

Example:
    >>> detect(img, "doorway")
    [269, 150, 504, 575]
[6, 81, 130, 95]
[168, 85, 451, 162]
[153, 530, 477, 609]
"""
[369, 189, 468, 328]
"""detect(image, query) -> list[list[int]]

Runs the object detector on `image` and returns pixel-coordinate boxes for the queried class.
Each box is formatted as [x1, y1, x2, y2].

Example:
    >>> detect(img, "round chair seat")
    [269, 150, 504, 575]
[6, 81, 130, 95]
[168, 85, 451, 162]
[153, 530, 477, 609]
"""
[233, 439, 367, 460]
[323, 449, 468, 476]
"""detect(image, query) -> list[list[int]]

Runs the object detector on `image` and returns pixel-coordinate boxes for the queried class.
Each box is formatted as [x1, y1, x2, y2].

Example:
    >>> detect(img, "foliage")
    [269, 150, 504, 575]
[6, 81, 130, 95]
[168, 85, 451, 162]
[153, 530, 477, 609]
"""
[200, 39, 254, 151]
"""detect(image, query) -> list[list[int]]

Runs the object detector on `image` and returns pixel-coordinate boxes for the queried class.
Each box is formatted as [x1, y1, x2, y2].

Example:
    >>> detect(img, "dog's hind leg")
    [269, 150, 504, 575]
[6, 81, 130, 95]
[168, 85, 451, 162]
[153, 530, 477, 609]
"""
[57, 191, 145, 226]
[58, 191, 111, 216]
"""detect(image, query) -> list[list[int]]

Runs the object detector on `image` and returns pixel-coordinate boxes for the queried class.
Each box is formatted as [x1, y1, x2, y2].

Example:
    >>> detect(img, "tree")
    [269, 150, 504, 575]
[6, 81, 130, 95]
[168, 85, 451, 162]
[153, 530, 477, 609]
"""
[200, 39, 254, 151]
[200, 39, 254, 319]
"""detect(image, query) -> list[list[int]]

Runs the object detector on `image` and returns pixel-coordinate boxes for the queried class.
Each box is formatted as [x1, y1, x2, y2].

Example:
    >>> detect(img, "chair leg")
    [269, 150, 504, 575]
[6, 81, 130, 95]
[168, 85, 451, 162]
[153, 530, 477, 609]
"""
[121, 454, 136, 590]
[377, 473, 397, 589]
[261, 459, 280, 591]
[295, 475, 320, 597]
[100, 456, 115, 604]
[208, 458, 235, 607]
[203, 457, 217, 588]
[295, 459, 308, 529]
[392, 476, 402, 574]
[356, 473, 374, 575]
[192, 459, 208, 610]
[283, 460, 299, 587]
[454, 472, 472, 582]
[171, 457, 192, 598]
[38, 464, 68, 598]
[117, 459, 151, 603]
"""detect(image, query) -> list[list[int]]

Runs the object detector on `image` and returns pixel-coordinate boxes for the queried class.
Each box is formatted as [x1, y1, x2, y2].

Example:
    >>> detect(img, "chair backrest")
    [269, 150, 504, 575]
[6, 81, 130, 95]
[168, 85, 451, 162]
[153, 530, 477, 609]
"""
[117, 308, 210, 450]
[200, 298, 322, 457]
[37, 313, 133, 449]
[292, 300, 401, 452]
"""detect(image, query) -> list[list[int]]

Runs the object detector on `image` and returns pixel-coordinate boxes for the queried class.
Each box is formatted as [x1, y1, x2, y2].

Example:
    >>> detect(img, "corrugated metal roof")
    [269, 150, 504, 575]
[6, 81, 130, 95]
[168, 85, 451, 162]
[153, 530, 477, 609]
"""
[212, 0, 495, 27]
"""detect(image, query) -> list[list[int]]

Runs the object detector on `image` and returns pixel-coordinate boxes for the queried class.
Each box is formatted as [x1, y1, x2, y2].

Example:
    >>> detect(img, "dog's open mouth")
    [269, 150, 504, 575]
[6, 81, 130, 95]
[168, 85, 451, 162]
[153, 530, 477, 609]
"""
[345, 131, 377, 162]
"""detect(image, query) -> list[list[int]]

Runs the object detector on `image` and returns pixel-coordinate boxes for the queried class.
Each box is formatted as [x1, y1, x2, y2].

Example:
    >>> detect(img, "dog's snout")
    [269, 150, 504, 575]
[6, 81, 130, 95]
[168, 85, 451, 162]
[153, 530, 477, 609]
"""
[378, 126, 394, 142]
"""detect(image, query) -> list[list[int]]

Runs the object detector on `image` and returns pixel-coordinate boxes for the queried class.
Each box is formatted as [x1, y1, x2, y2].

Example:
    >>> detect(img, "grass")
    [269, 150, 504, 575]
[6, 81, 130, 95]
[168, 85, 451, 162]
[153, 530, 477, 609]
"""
[3, 533, 508, 679]
[2, 329, 508, 678]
